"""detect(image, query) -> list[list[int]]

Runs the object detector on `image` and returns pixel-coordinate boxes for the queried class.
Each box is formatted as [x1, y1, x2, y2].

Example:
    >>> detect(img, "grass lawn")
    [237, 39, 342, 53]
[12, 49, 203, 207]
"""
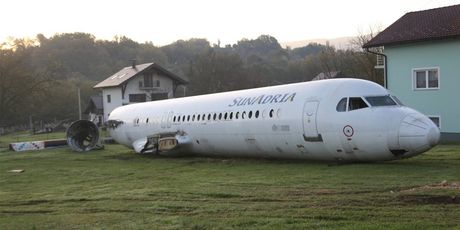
[0, 134, 459, 229]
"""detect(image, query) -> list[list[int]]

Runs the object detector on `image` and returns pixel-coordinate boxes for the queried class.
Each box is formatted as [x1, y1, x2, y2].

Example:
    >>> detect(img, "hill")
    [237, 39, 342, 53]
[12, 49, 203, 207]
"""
[281, 36, 355, 49]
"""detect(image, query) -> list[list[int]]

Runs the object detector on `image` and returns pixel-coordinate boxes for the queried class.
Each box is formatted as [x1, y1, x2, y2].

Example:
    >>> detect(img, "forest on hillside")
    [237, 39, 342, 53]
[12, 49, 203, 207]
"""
[0, 33, 382, 127]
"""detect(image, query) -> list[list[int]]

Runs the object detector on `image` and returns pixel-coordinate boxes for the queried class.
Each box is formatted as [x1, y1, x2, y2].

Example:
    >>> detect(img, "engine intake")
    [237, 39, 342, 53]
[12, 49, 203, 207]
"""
[66, 120, 100, 152]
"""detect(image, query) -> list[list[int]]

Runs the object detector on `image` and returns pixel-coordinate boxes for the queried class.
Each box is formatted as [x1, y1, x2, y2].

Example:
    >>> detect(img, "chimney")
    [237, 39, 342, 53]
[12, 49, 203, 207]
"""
[131, 59, 136, 69]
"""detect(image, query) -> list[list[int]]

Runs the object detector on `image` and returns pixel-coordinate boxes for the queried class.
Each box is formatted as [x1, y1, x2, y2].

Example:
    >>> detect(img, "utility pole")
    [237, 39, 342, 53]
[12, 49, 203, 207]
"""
[29, 115, 34, 134]
[77, 85, 82, 120]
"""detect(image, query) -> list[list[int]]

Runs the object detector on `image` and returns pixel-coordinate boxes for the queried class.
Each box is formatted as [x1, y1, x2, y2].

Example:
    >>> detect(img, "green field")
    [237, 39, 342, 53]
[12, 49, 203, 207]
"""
[0, 134, 459, 229]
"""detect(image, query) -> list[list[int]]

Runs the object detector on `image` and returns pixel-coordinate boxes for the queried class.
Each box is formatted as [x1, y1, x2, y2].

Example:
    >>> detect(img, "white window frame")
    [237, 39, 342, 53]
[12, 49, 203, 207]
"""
[412, 67, 440, 90]
[428, 115, 441, 128]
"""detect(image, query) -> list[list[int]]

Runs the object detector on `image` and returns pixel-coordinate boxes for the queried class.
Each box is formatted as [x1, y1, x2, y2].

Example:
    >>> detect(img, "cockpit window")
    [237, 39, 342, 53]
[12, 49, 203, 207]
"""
[365, 96, 397, 106]
[391, 95, 404, 106]
[349, 97, 368, 111]
[336, 97, 368, 112]
[336, 98, 347, 112]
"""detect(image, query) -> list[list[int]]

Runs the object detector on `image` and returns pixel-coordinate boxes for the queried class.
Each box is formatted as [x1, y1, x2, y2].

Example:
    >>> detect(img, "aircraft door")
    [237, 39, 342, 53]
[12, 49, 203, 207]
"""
[160, 112, 167, 129]
[167, 111, 173, 128]
[303, 100, 322, 142]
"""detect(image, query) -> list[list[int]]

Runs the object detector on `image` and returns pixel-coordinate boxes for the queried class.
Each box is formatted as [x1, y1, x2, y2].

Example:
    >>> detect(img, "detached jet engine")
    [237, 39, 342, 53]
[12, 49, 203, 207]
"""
[66, 120, 100, 152]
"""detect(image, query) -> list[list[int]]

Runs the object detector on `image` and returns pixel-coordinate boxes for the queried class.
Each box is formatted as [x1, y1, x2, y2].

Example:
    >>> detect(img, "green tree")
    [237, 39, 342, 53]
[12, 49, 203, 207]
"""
[187, 49, 247, 95]
[0, 47, 53, 126]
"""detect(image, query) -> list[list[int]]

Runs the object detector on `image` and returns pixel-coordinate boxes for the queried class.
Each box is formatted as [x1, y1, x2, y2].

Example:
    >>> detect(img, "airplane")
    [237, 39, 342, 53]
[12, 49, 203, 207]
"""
[66, 78, 440, 162]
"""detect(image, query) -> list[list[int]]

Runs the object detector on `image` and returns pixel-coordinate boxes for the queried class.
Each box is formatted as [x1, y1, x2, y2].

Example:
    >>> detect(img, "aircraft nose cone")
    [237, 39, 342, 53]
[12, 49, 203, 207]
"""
[427, 126, 441, 147]
[398, 113, 440, 156]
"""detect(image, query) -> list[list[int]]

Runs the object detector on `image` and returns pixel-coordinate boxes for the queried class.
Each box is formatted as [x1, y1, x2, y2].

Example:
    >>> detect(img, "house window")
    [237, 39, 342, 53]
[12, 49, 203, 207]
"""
[413, 68, 439, 90]
[107, 95, 111, 103]
[428, 116, 441, 128]
[151, 93, 168, 101]
[156, 80, 160, 87]
[144, 73, 153, 88]
[129, 94, 146, 103]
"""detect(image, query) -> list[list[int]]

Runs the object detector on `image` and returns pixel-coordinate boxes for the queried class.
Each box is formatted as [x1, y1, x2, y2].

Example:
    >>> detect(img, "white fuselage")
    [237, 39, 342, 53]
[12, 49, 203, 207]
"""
[107, 79, 440, 161]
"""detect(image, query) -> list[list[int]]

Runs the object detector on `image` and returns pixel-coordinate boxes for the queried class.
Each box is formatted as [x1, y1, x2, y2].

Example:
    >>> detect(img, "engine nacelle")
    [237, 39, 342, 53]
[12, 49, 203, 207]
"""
[66, 120, 100, 152]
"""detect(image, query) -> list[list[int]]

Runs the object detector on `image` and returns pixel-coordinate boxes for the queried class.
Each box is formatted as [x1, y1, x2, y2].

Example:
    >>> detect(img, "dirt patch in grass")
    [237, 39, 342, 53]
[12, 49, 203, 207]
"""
[82, 208, 133, 214]
[399, 181, 460, 192]
[398, 194, 459, 205]
[0, 209, 54, 214]
[0, 197, 110, 207]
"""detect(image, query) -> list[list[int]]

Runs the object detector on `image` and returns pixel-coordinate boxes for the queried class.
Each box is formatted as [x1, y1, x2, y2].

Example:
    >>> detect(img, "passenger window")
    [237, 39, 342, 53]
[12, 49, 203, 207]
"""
[219, 113, 222, 120]
[349, 97, 368, 111]
[269, 109, 274, 118]
[207, 114, 211, 121]
[187, 115, 191, 122]
[236, 112, 239, 119]
[242, 111, 246, 119]
[182, 116, 186, 122]
[146, 118, 149, 123]
[248, 111, 253, 119]
[336, 98, 347, 112]
[213, 113, 217, 120]
[230, 112, 233, 120]
[192, 115, 195, 121]
[255, 110, 259, 118]
[224, 112, 228, 120]
[197, 114, 200, 121]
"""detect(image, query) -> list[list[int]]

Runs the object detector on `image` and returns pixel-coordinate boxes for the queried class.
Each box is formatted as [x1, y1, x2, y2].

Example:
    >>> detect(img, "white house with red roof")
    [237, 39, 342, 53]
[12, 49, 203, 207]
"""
[94, 62, 188, 122]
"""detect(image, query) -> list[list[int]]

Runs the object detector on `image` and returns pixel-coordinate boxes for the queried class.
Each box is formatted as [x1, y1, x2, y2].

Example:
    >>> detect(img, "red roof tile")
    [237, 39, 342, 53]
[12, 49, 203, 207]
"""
[363, 4, 460, 48]
[94, 62, 188, 88]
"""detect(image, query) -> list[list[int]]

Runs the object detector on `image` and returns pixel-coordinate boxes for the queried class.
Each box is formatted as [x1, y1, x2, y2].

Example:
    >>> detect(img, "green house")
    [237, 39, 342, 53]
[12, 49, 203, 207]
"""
[363, 4, 460, 142]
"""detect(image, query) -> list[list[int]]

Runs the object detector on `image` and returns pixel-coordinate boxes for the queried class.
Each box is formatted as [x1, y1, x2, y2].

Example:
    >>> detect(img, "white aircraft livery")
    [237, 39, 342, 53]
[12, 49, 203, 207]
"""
[67, 79, 440, 162]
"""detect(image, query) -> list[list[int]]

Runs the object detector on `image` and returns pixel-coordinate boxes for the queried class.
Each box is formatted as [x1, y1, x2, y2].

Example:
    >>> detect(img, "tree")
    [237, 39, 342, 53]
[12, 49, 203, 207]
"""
[162, 38, 211, 67]
[0, 48, 53, 126]
[289, 43, 327, 60]
[233, 35, 285, 61]
[187, 49, 247, 95]
[349, 27, 384, 85]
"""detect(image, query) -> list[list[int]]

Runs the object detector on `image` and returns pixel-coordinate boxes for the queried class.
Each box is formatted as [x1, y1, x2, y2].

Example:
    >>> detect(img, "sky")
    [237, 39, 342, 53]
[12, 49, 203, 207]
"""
[1, 0, 460, 46]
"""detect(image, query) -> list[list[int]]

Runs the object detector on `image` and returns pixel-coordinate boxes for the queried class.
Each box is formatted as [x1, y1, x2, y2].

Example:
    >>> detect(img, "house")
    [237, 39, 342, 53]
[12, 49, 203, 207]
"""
[312, 71, 348, 81]
[83, 95, 103, 126]
[363, 4, 460, 141]
[94, 62, 188, 122]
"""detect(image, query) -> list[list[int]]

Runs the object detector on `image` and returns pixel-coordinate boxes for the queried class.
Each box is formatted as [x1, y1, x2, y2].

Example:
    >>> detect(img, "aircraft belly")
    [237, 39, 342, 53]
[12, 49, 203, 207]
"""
[187, 131, 331, 160]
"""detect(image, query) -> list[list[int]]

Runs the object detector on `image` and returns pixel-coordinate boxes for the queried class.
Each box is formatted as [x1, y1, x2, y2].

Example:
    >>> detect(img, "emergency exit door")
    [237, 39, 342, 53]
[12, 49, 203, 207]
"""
[303, 100, 322, 142]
